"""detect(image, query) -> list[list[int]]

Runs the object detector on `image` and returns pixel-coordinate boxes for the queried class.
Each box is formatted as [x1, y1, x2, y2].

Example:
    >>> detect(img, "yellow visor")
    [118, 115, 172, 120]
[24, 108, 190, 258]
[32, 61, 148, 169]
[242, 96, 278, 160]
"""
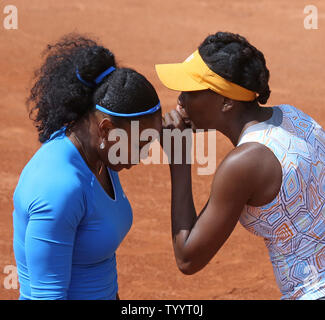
[155, 50, 257, 102]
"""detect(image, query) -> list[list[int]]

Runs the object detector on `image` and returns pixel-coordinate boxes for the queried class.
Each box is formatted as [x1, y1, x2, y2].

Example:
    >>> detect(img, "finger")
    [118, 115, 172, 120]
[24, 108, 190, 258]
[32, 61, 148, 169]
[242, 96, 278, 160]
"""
[176, 104, 189, 119]
[171, 110, 186, 130]
[173, 109, 189, 128]
[176, 105, 192, 129]
[170, 109, 183, 126]
[163, 112, 174, 129]
[173, 109, 192, 130]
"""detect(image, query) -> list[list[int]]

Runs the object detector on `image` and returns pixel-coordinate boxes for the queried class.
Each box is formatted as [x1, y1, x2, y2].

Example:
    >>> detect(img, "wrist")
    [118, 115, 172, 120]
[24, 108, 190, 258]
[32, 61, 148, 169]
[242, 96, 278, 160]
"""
[170, 163, 192, 181]
[169, 163, 191, 171]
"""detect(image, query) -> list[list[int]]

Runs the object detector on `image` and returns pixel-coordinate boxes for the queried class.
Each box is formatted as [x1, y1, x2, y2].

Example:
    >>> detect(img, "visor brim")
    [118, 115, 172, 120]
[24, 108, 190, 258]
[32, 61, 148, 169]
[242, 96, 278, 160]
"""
[155, 63, 207, 92]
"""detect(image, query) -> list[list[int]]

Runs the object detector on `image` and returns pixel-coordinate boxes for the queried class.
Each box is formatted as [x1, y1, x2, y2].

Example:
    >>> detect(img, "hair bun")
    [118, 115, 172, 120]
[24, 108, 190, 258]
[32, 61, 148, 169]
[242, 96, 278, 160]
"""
[242, 47, 253, 58]
[199, 31, 271, 104]
[27, 33, 116, 143]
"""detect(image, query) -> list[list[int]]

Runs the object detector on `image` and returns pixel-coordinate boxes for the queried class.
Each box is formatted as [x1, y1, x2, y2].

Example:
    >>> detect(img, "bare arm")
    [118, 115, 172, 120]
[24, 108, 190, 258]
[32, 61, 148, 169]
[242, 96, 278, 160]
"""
[169, 151, 255, 274]
[163, 109, 281, 275]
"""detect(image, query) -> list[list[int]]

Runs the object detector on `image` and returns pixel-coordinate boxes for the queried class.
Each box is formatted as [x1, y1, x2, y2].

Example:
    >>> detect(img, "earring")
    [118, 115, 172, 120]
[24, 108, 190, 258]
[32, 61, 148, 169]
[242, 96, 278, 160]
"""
[99, 140, 105, 150]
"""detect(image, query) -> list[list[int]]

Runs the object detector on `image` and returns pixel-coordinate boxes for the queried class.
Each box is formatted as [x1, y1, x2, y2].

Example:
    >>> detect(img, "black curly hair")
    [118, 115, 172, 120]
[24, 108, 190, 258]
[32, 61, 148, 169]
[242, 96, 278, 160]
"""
[28, 33, 159, 143]
[198, 32, 271, 104]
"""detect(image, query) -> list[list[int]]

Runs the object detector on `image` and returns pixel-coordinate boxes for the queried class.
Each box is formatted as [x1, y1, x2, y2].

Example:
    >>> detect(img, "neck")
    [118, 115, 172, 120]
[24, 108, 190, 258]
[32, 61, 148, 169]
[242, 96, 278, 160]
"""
[67, 120, 103, 175]
[220, 102, 271, 147]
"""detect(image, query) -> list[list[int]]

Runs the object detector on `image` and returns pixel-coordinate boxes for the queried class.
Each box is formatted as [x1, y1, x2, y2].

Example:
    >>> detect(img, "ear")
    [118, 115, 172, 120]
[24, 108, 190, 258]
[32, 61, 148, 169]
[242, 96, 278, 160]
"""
[98, 117, 115, 139]
[221, 98, 234, 113]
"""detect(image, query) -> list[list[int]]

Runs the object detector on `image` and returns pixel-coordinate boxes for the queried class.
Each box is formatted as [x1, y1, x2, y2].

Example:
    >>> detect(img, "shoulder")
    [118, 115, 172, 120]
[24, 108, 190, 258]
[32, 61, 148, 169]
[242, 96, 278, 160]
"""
[19, 135, 91, 192]
[15, 141, 89, 220]
[211, 142, 282, 203]
[20, 152, 85, 197]
[219, 142, 277, 175]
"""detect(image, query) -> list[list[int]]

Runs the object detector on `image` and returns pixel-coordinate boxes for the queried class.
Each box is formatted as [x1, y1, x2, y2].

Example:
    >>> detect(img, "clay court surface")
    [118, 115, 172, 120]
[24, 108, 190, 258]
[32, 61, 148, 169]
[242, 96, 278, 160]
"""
[0, 0, 324, 300]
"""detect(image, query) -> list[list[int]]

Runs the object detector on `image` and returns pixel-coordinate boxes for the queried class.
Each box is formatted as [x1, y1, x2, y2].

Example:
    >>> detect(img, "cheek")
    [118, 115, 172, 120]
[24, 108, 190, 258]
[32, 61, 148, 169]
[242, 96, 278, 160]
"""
[188, 100, 219, 129]
[186, 98, 203, 119]
[187, 106, 205, 127]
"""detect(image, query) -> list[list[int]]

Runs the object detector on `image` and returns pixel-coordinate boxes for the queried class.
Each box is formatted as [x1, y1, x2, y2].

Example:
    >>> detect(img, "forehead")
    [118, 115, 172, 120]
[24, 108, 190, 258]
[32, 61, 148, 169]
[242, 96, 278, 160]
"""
[123, 111, 162, 131]
[182, 90, 220, 108]
[182, 89, 216, 100]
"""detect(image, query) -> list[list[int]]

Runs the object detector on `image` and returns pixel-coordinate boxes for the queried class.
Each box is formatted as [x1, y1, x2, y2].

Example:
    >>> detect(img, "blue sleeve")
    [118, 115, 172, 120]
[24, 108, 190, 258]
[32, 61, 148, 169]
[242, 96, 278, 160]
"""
[25, 181, 85, 300]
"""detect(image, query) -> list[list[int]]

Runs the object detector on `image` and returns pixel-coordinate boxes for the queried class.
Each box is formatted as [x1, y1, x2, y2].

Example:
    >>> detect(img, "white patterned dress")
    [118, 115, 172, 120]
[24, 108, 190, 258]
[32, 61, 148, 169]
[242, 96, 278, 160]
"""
[237, 104, 325, 300]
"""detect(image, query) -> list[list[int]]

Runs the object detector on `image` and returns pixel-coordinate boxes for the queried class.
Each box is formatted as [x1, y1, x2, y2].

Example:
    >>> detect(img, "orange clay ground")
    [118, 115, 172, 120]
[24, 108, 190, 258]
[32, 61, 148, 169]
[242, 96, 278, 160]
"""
[0, 0, 324, 299]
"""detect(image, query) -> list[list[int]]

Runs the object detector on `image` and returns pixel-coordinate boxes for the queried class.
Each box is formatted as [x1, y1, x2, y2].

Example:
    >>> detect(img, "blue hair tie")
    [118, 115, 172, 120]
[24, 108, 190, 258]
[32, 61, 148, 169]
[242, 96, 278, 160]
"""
[94, 66, 116, 84]
[95, 102, 161, 118]
[76, 66, 116, 88]
[76, 68, 95, 88]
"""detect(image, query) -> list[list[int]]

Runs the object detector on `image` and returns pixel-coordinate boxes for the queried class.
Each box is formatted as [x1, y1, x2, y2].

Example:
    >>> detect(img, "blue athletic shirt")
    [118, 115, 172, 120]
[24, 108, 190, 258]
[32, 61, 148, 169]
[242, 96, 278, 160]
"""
[13, 127, 133, 300]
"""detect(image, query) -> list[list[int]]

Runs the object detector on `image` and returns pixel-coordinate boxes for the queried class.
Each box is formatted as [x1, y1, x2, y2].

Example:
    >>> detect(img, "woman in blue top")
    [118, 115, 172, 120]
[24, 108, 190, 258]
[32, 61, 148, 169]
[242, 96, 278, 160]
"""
[13, 34, 162, 300]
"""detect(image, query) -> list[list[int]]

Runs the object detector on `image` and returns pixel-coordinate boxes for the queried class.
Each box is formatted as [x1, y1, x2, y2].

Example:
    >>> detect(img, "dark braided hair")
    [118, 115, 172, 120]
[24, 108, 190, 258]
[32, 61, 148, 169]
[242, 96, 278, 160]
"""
[28, 33, 159, 143]
[198, 32, 271, 104]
